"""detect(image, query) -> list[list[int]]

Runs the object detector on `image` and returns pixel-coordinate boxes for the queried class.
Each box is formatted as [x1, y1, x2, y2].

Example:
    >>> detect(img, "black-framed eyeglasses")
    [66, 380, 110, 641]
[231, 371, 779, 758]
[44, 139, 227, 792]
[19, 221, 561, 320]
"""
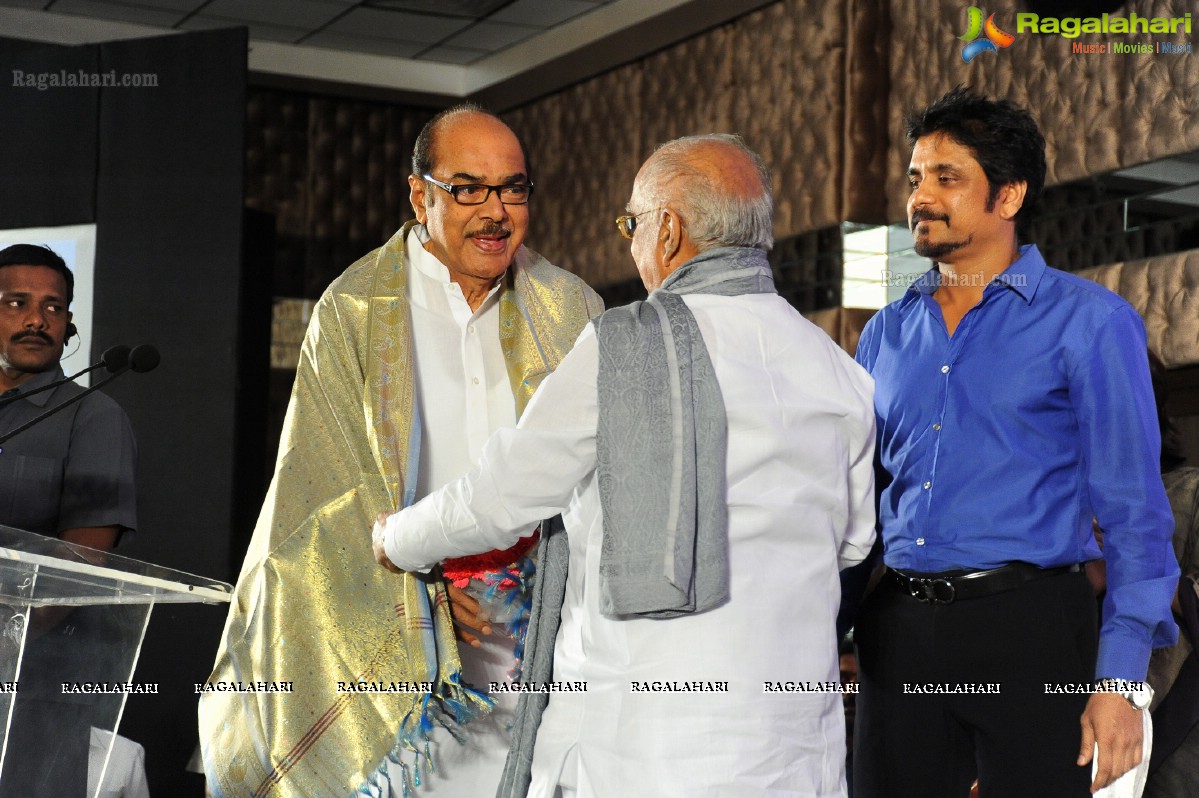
[422, 173, 533, 206]
[614, 208, 661, 240]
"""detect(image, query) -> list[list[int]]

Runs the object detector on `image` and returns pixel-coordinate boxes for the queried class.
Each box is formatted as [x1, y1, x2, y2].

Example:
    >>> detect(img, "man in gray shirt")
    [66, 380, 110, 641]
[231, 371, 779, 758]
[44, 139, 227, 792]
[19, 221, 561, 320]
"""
[0, 243, 137, 798]
[0, 243, 136, 546]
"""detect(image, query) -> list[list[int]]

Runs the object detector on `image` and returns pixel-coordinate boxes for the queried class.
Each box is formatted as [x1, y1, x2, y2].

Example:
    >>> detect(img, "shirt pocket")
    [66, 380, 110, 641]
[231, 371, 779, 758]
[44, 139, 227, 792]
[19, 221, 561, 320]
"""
[0, 454, 63, 536]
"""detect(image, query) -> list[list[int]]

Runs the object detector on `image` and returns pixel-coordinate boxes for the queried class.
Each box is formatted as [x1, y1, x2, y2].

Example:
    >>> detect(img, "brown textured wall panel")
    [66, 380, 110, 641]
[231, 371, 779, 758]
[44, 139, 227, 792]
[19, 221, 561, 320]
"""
[1079, 249, 1199, 368]
[802, 305, 878, 355]
[507, 0, 852, 287]
[245, 0, 1199, 295]
[884, 0, 1199, 225]
[841, 0, 892, 224]
[1120, 0, 1199, 168]
[728, 1, 846, 238]
[507, 66, 643, 287]
[245, 88, 432, 296]
[306, 99, 429, 292]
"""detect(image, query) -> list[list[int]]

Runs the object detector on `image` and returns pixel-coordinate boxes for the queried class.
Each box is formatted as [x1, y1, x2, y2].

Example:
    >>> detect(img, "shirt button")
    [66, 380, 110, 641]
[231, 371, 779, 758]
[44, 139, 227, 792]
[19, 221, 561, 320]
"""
[940, 365, 950, 374]
[472, 377, 480, 385]
[933, 423, 942, 431]
[916, 538, 926, 546]
[468, 326, 475, 334]
[923, 481, 931, 489]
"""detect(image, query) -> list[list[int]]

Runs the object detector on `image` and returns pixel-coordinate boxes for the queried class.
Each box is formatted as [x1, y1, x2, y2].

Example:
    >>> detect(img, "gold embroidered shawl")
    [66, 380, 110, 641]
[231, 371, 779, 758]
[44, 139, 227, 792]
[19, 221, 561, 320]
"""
[200, 221, 601, 797]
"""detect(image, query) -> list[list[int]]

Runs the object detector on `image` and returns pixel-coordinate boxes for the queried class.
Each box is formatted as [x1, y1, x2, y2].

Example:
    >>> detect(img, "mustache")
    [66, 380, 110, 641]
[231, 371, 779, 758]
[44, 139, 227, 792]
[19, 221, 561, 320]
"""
[11, 331, 53, 345]
[910, 209, 950, 227]
[468, 222, 511, 238]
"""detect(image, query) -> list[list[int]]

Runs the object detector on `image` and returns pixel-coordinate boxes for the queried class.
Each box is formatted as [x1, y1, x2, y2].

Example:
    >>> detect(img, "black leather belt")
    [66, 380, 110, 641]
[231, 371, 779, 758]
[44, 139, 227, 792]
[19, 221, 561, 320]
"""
[888, 562, 1082, 604]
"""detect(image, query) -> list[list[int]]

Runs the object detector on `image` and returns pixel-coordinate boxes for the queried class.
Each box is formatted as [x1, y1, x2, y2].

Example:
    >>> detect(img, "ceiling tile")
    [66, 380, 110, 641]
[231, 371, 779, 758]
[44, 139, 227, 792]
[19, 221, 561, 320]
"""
[111, 0, 207, 11]
[367, 0, 507, 17]
[0, 0, 59, 9]
[303, 30, 425, 59]
[201, 0, 346, 29]
[180, 15, 308, 44]
[443, 20, 539, 51]
[491, 0, 598, 28]
[325, 7, 471, 42]
[417, 44, 488, 64]
[48, 0, 187, 27]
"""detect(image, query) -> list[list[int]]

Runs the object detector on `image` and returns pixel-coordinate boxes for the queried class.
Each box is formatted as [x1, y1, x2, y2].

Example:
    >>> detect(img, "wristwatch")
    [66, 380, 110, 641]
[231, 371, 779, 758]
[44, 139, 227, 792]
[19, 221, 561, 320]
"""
[1096, 678, 1153, 710]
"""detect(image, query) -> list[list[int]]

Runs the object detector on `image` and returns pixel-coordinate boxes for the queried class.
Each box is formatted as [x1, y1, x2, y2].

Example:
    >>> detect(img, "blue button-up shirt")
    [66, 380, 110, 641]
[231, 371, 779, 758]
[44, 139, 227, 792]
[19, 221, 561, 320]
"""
[856, 244, 1178, 680]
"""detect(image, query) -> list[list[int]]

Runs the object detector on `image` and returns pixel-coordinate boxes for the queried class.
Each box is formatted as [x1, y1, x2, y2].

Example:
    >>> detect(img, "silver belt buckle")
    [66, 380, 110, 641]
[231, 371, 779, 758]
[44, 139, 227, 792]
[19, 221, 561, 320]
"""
[908, 576, 956, 604]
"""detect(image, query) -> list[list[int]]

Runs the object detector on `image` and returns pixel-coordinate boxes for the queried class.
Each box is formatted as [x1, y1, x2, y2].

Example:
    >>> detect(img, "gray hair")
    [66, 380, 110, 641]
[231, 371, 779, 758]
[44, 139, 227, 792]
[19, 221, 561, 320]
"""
[637, 133, 773, 252]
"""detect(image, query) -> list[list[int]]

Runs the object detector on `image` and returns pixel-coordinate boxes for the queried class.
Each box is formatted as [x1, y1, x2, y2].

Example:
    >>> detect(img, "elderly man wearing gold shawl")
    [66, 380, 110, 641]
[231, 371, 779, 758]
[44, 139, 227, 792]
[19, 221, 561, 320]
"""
[199, 105, 601, 798]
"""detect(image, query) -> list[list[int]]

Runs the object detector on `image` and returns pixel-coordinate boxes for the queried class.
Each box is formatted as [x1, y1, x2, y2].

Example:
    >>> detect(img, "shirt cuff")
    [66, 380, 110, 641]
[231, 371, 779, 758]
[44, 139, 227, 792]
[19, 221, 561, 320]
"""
[382, 510, 433, 574]
[1096, 628, 1152, 683]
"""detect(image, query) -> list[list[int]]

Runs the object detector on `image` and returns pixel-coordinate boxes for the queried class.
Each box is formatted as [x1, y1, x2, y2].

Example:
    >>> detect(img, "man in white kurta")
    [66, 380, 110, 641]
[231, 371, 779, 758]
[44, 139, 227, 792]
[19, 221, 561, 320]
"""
[201, 106, 601, 798]
[395, 220, 524, 791]
[377, 135, 875, 797]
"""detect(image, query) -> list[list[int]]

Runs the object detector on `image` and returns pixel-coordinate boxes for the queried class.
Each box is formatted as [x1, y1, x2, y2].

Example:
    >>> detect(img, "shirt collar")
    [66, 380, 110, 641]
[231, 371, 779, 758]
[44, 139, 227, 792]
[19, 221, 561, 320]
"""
[0, 364, 66, 408]
[407, 224, 505, 307]
[995, 244, 1045, 303]
[408, 224, 452, 284]
[901, 243, 1046, 307]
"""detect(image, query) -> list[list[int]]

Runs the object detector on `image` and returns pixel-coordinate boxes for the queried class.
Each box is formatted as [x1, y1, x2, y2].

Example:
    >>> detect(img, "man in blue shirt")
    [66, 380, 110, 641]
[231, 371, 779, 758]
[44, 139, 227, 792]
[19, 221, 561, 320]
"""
[852, 87, 1179, 797]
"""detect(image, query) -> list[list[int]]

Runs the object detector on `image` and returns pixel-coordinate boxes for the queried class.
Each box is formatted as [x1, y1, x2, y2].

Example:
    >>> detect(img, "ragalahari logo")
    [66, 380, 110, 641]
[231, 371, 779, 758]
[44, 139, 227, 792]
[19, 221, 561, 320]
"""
[959, 7, 1016, 62]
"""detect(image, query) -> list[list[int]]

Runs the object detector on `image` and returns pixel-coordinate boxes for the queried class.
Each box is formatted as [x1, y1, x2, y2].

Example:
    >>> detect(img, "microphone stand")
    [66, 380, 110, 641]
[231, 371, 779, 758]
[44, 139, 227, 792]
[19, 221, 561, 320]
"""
[0, 368, 130, 447]
[0, 346, 130, 410]
[0, 345, 157, 448]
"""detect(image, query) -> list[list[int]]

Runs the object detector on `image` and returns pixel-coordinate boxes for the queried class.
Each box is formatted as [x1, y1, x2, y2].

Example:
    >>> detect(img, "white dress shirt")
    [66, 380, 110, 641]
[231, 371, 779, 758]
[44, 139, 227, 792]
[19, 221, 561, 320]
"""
[385, 226, 527, 795]
[88, 729, 150, 798]
[385, 292, 877, 797]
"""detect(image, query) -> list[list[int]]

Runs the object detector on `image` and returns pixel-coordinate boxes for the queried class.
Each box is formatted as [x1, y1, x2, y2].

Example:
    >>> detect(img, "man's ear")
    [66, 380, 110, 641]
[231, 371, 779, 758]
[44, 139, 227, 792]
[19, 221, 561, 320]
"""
[408, 174, 429, 225]
[996, 180, 1028, 221]
[660, 208, 682, 261]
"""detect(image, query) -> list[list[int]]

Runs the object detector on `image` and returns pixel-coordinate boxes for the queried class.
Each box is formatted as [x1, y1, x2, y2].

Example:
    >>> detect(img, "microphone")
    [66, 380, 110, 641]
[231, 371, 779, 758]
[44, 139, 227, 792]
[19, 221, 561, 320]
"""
[0, 343, 160, 446]
[98, 345, 132, 373]
[128, 344, 160, 373]
[0, 344, 131, 409]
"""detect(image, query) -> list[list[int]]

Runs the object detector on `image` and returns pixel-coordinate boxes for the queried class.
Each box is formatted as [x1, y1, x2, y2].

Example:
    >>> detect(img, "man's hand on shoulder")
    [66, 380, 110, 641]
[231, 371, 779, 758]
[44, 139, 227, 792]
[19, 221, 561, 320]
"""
[1077, 691, 1143, 792]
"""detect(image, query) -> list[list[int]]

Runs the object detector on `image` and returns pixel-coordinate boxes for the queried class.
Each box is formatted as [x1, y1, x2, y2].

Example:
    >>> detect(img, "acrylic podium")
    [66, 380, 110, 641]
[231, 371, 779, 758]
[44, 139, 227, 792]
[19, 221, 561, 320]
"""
[0, 524, 232, 797]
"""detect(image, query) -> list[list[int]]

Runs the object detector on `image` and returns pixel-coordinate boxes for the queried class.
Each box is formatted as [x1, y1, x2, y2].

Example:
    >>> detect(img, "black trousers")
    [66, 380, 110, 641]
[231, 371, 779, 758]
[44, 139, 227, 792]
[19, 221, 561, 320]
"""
[853, 569, 1097, 798]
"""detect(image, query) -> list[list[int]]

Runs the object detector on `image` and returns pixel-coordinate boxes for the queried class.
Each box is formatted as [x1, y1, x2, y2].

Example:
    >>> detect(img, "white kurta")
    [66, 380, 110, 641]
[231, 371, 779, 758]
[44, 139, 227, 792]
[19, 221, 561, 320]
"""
[386, 292, 876, 797]
[387, 226, 528, 794]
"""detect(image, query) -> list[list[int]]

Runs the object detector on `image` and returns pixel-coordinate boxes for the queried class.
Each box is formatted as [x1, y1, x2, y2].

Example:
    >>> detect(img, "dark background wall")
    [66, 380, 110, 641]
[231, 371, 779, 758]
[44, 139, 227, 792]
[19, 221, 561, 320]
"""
[0, 28, 256, 795]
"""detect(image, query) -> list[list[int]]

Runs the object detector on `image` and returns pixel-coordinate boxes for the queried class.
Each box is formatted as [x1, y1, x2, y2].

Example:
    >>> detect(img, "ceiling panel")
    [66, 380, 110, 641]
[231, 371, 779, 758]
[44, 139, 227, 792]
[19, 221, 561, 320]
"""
[0, 0, 776, 110]
[45, 0, 185, 27]
[201, 0, 347, 29]
[419, 44, 491, 65]
[366, 0, 509, 16]
[180, 15, 310, 44]
[491, 0, 599, 28]
[0, 0, 62, 9]
[325, 6, 473, 41]
[96, 0, 207, 11]
[442, 21, 540, 52]
[303, 29, 425, 59]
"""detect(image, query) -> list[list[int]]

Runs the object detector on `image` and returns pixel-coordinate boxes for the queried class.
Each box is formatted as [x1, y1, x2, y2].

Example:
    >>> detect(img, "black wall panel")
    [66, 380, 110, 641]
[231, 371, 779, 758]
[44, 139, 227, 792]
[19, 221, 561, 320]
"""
[0, 37, 99, 226]
[94, 30, 248, 796]
[0, 29, 250, 796]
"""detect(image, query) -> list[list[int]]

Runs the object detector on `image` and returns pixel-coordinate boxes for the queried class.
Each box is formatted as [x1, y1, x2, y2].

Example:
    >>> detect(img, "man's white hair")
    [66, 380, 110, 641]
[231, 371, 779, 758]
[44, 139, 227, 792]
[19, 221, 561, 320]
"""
[636, 133, 773, 252]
